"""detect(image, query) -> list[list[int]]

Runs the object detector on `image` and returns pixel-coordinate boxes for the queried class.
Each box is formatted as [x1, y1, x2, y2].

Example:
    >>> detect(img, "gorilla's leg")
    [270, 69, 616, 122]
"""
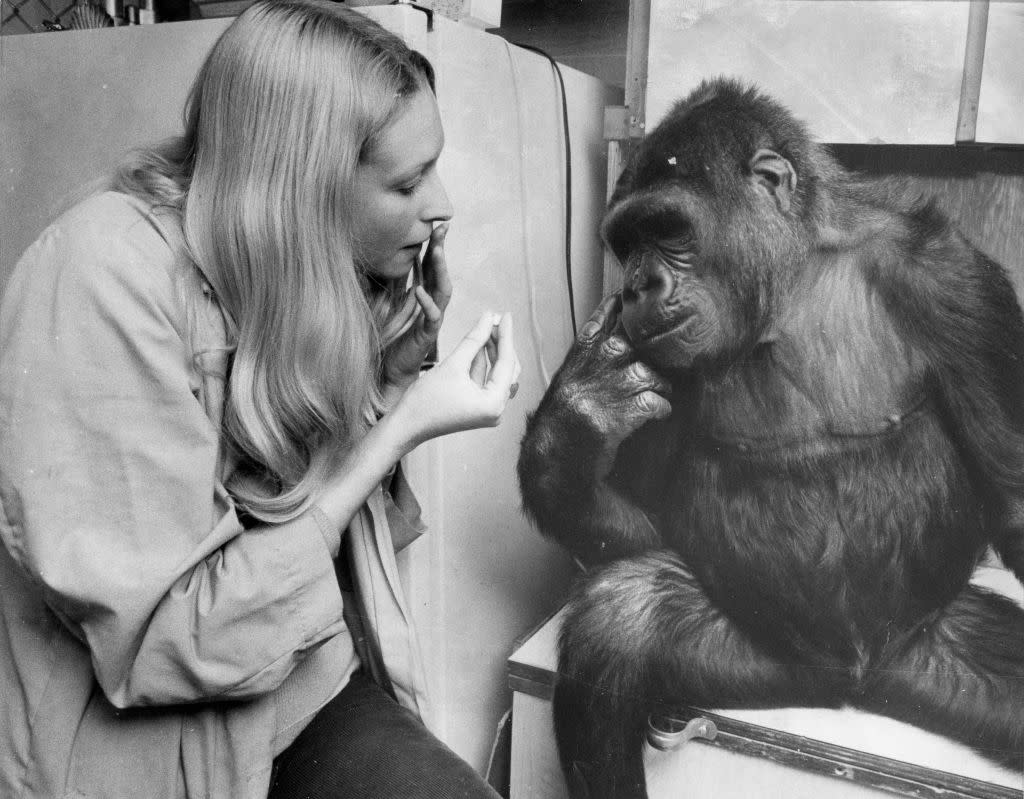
[856, 584, 1024, 769]
[555, 550, 843, 799]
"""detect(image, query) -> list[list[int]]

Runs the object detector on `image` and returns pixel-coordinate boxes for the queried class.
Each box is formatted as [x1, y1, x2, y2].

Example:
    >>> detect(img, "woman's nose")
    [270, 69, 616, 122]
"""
[423, 170, 453, 222]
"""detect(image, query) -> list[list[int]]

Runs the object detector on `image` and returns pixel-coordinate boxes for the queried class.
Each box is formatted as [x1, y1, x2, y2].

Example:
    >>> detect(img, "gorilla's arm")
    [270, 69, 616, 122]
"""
[518, 296, 674, 563]
[873, 210, 1024, 580]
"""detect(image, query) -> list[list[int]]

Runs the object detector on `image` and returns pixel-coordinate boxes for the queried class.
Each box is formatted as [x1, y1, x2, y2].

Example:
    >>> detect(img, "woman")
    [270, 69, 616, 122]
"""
[0, 2, 518, 797]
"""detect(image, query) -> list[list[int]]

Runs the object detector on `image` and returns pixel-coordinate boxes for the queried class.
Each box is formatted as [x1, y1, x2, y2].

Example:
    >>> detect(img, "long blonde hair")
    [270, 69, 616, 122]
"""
[113, 0, 435, 521]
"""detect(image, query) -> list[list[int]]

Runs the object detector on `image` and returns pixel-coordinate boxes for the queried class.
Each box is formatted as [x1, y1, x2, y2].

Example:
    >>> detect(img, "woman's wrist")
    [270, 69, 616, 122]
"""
[312, 410, 417, 532]
[371, 401, 419, 459]
[380, 387, 427, 451]
[381, 372, 417, 411]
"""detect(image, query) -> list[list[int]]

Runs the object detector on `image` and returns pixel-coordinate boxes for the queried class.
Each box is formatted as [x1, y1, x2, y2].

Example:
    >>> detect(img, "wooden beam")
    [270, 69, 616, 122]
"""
[955, 0, 990, 144]
[603, 0, 652, 295]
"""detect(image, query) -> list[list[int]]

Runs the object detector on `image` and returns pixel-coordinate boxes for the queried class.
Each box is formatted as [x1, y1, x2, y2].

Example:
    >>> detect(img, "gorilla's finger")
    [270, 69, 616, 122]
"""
[610, 318, 629, 341]
[600, 292, 623, 334]
[578, 294, 622, 343]
[629, 363, 673, 396]
[636, 391, 672, 420]
[600, 335, 632, 360]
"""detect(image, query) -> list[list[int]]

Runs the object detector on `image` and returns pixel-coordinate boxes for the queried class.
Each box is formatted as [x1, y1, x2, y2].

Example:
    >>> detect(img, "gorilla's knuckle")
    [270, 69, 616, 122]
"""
[576, 321, 603, 343]
[626, 362, 650, 383]
[601, 336, 631, 358]
[635, 391, 670, 417]
[549, 386, 610, 434]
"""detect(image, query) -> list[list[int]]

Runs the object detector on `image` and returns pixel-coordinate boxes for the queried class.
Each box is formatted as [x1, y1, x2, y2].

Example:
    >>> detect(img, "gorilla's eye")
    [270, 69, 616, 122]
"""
[657, 235, 693, 255]
[603, 203, 695, 266]
[652, 236, 695, 268]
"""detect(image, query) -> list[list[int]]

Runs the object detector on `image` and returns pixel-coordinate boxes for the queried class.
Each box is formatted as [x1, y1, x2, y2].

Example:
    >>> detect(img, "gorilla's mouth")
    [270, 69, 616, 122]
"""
[639, 319, 691, 347]
[625, 315, 700, 370]
[623, 308, 694, 345]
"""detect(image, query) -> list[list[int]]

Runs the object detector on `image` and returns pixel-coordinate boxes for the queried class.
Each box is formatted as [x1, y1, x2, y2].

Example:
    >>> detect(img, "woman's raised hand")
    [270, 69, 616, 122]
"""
[382, 223, 452, 389]
[392, 311, 521, 448]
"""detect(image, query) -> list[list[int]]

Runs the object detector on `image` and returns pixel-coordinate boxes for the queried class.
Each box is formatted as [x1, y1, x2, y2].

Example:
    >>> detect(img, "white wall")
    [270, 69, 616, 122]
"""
[0, 18, 234, 287]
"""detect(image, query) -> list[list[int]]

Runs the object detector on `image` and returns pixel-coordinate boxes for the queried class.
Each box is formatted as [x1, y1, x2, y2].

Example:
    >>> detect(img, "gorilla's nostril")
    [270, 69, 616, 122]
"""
[627, 263, 656, 295]
[632, 258, 672, 299]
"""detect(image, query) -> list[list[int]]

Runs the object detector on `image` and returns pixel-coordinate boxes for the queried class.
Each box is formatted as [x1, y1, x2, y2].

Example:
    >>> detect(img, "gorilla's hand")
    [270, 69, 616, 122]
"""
[551, 294, 673, 455]
[518, 293, 669, 560]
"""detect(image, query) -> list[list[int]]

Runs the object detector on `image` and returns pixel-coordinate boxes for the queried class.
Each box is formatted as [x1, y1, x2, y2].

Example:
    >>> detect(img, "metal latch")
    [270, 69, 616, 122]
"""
[647, 714, 718, 751]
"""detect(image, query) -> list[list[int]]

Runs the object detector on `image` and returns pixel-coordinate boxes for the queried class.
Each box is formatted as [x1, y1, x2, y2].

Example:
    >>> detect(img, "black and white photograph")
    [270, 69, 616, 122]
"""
[2, 1, 1024, 798]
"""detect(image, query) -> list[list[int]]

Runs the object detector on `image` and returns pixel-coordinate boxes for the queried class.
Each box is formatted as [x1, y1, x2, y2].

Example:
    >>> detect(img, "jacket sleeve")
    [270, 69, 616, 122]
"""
[0, 196, 347, 709]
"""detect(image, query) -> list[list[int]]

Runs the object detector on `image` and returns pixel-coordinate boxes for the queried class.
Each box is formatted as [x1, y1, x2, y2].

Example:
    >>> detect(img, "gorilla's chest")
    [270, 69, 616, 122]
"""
[695, 280, 929, 450]
[662, 290, 979, 630]
[695, 350, 925, 452]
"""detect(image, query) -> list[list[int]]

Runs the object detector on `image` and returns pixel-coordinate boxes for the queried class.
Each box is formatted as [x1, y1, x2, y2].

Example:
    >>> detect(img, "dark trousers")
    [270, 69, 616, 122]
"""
[268, 671, 502, 799]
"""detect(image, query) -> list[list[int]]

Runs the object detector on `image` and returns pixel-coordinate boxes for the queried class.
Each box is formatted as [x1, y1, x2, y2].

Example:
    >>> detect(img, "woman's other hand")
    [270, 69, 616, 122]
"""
[392, 311, 521, 447]
[382, 223, 452, 390]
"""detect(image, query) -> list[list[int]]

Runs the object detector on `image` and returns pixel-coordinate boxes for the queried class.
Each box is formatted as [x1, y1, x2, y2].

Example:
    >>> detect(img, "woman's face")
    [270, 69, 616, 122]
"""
[351, 88, 453, 281]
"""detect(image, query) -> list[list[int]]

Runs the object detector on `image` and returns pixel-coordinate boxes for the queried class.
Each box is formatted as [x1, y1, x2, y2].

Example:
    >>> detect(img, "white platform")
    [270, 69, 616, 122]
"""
[508, 565, 1024, 798]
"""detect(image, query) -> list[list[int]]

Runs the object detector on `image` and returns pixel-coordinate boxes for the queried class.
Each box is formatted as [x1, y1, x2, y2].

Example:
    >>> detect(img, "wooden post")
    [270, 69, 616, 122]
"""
[603, 0, 652, 296]
[955, 0, 990, 144]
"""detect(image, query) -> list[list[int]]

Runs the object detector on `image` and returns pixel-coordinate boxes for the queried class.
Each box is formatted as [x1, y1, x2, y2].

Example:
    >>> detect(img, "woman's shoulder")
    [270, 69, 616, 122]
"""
[12, 190, 194, 313]
[47, 190, 184, 271]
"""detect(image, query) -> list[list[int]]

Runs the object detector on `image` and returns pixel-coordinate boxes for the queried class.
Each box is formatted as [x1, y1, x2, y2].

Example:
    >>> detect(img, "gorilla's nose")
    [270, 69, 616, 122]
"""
[621, 256, 674, 340]
[622, 256, 672, 306]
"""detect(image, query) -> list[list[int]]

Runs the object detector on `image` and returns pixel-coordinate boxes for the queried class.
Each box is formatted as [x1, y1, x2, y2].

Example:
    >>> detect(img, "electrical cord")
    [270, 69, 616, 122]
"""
[507, 40, 578, 340]
[513, 42, 577, 338]
[501, 39, 552, 386]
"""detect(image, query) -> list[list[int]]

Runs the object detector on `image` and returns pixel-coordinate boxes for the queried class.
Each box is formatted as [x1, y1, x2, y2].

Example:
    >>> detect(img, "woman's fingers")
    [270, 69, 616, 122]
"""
[484, 313, 516, 397]
[485, 326, 498, 367]
[447, 311, 501, 369]
[439, 312, 519, 404]
[414, 286, 443, 335]
[470, 347, 489, 385]
[391, 290, 421, 341]
[422, 223, 452, 313]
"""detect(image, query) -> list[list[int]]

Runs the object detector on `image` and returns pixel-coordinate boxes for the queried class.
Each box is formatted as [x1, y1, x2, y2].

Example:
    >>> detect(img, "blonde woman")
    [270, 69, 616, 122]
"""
[0, 2, 518, 797]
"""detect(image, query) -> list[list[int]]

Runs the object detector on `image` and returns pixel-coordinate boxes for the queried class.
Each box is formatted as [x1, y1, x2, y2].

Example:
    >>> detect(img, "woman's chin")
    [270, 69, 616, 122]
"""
[364, 250, 419, 282]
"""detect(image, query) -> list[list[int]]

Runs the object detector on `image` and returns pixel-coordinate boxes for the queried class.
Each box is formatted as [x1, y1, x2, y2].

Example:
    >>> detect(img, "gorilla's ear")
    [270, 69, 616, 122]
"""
[750, 149, 797, 213]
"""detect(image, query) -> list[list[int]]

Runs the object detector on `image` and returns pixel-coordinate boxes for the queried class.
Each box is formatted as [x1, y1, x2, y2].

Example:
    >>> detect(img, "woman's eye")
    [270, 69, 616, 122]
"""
[397, 178, 422, 196]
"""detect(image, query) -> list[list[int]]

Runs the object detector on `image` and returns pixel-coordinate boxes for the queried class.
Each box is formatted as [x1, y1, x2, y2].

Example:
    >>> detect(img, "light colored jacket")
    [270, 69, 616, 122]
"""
[0, 192, 429, 799]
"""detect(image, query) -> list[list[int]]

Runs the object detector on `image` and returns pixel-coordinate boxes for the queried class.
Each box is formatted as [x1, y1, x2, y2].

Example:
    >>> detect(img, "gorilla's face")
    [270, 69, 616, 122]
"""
[601, 118, 803, 374]
[601, 183, 751, 374]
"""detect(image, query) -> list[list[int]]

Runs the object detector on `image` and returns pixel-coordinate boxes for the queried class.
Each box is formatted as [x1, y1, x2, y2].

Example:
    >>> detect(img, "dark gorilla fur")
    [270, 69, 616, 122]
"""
[518, 78, 1024, 799]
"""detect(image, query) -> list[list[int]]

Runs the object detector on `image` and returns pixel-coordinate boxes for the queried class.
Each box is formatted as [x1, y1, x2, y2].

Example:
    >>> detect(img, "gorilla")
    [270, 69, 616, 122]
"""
[517, 78, 1024, 799]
